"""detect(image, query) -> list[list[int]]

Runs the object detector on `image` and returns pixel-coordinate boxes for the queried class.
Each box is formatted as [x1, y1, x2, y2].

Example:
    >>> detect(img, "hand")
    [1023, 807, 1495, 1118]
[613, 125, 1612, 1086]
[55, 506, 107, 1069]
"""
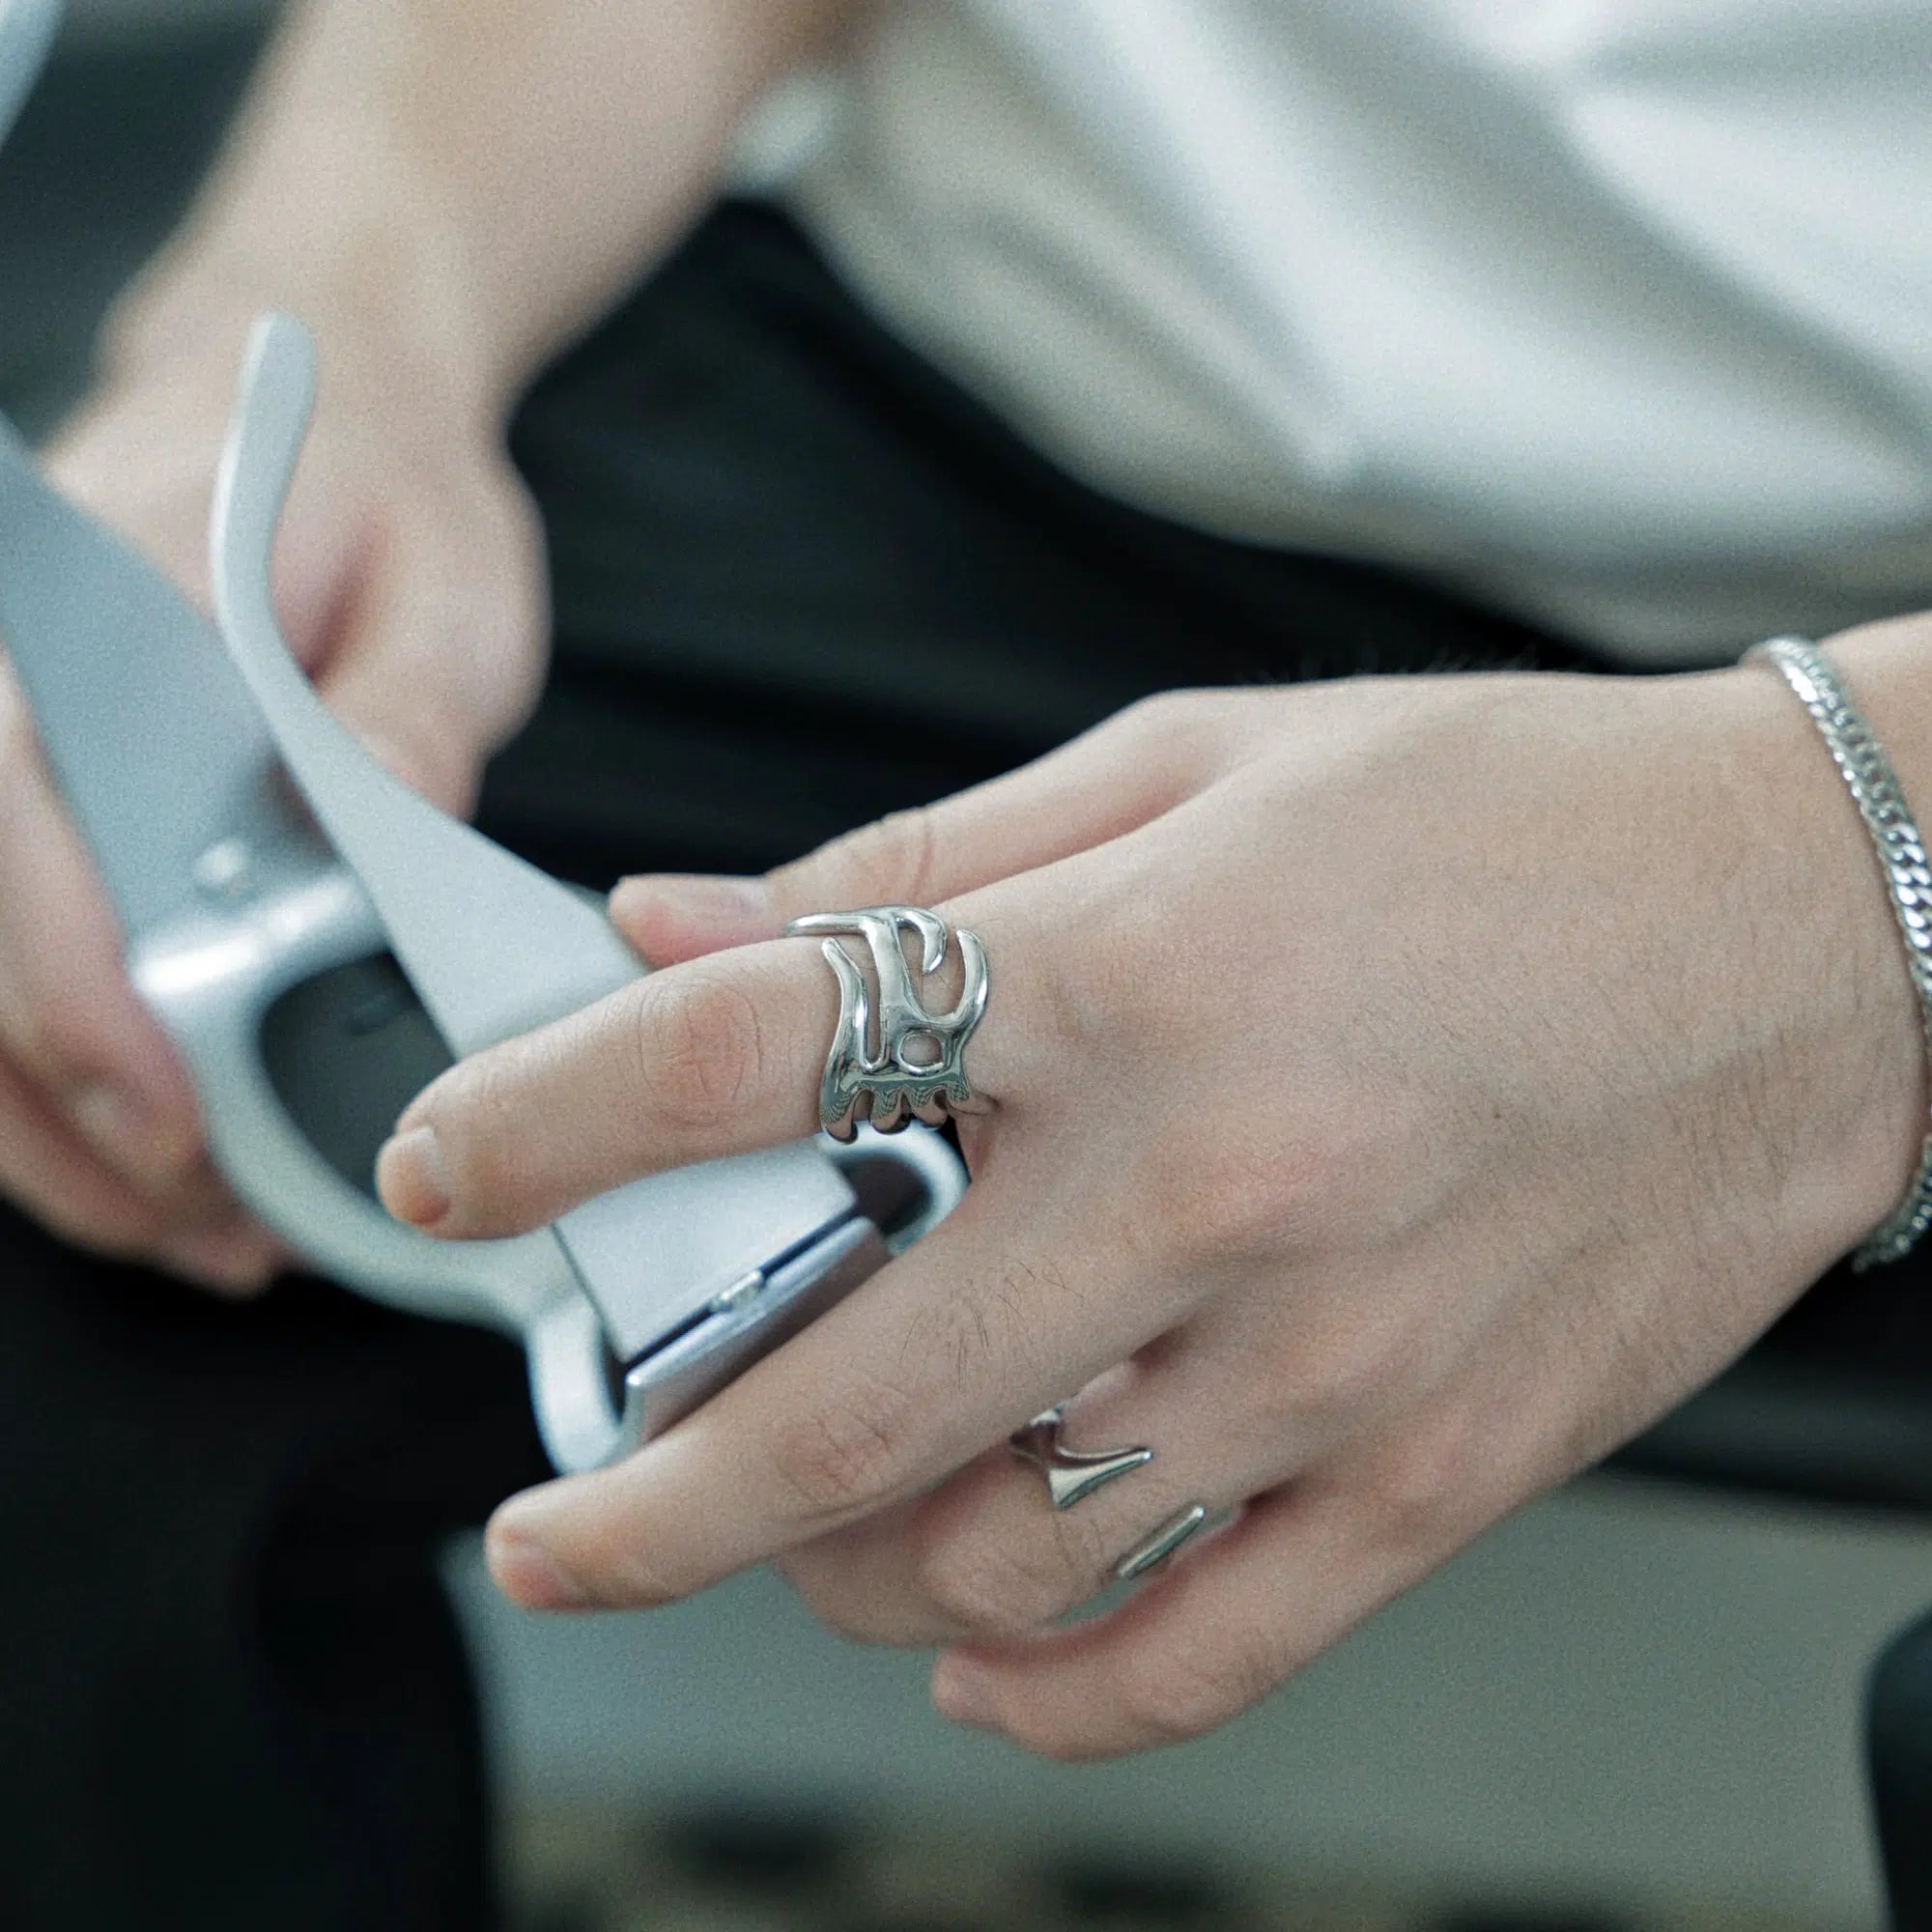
[0, 316, 546, 1293]
[376, 660, 1922, 1757]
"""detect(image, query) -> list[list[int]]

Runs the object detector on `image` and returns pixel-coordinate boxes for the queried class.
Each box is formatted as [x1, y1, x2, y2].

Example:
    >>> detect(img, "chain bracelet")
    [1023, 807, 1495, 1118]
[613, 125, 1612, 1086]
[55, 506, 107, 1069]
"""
[1747, 636, 1932, 1268]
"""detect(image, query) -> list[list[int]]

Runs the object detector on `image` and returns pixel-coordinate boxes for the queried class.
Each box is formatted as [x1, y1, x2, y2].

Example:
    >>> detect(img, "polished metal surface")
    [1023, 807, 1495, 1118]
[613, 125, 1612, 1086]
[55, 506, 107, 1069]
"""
[1115, 1503, 1209, 1581]
[0, 389, 290, 948]
[786, 905, 989, 1141]
[1748, 637, 1932, 1267]
[1009, 1406, 1153, 1511]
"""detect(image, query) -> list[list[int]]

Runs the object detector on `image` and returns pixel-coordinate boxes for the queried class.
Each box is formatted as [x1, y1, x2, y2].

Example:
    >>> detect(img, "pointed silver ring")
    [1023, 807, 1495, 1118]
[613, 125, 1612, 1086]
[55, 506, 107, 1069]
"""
[1009, 1406, 1152, 1512]
[1115, 1503, 1210, 1580]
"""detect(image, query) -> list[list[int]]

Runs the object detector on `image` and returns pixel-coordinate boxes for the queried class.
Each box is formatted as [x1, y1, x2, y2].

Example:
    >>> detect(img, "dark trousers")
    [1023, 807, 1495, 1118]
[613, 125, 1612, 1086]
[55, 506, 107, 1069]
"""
[1, 202, 1907, 1929]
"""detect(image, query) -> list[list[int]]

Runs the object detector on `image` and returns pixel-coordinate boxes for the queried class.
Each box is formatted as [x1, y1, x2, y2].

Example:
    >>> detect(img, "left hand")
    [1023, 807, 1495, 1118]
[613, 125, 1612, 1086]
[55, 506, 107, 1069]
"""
[0, 303, 544, 1296]
[376, 657, 1922, 1759]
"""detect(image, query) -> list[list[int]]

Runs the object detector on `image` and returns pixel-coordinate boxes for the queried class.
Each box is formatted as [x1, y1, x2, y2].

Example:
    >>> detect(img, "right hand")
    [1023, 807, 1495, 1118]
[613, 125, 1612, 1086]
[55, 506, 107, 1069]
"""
[0, 306, 548, 1293]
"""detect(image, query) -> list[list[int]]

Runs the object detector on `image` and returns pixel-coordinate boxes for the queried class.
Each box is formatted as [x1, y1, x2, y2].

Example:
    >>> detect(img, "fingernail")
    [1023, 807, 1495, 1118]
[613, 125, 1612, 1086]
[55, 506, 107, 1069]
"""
[69, 1081, 188, 1189]
[933, 1657, 1000, 1730]
[611, 874, 771, 936]
[376, 1125, 451, 1228]
[487, 1523, 591, 1611]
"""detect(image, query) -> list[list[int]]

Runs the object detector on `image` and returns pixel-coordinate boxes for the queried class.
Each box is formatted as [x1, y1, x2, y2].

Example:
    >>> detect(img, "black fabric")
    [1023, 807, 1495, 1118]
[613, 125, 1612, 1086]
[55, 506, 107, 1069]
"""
[487, 201, 1572, 887]
[1, 199, 1921, 1928]
[0, 1228, 529, 1931]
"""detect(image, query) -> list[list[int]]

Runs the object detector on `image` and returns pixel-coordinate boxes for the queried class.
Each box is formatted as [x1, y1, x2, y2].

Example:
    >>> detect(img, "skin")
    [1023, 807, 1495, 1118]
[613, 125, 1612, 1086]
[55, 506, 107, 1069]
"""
[9, 0, 1929, 1761]
[376, 628, 1932, 1760]
[2, 299, 544, 1291]
[0, 0, 855, 1291]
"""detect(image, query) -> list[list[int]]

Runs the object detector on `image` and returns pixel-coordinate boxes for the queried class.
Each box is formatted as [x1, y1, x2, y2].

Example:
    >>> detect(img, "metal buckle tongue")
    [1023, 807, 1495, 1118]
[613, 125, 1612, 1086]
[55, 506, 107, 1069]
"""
[0, 1, 963, 1471]
[206, 313, 965, 1471]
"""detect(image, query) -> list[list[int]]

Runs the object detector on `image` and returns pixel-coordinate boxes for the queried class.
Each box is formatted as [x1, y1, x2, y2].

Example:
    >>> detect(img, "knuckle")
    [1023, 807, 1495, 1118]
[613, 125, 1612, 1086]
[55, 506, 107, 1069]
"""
[428, 1060, 533, 1215]
[778, 805, 939, 913]
[14, 990, 114, 1086]
[917, 1531, 1071, 1638]
[512, 1493, 697, 1613]
[1255, 1295, 1423, 1437]
[1120, 1133, 1302, 1270]
[1023, 1727, 1109, 1766]
[774, 1560, 890, 1644]
[765, 1373, 922, 1522]
[66, 1217, 155, 1262]
[565, 1534, 686, 1611]
[1115, 1646, 1276, 1748]
[637, 971, 768, 1137]
[30, 1187, 172, 1260]
[488, 477, 550, 668]
[374, 701, 474, 810]
[1133, 1106, 1381, 1271]
[1111, 689, 1193, 741]
[869, 806, 941, 906]
[1009, 923, 1117, 1059]
[1107, 688, 1226, 764]
[1303, 1319, 1401, 1416]
[900, 1257, 1056, 1387]
[1358, 1408, 1490, 1550]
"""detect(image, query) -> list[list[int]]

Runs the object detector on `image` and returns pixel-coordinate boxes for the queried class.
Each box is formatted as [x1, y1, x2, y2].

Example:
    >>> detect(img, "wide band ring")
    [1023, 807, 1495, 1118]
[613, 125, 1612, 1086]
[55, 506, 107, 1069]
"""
[785, 905, 990, 1143]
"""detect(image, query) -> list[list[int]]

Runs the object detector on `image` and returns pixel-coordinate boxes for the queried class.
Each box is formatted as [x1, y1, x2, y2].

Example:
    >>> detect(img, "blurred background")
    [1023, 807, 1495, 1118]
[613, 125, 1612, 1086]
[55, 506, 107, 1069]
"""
[6, 6, 1932, 1929]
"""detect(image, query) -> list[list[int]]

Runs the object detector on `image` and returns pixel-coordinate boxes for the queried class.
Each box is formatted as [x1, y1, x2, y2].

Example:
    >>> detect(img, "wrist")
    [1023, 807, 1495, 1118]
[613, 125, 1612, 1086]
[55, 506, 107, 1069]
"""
[99, 156, 516, 434]
[1707, 638, 1931, 1269]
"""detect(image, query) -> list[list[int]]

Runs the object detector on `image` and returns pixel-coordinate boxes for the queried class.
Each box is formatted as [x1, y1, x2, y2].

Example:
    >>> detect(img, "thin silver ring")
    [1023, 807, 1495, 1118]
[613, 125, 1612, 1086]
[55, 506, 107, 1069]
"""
[1009, 1409, 1210, 1581]
[785, 905, 990, 1142]
[1009, 1407, 1152, 1511]
[1115, 1504, 1210, 1581]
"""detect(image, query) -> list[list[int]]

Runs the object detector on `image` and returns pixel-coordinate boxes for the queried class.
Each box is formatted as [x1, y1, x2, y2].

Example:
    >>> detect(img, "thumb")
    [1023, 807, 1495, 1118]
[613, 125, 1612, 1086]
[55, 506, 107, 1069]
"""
[611, 694, 1218, 966]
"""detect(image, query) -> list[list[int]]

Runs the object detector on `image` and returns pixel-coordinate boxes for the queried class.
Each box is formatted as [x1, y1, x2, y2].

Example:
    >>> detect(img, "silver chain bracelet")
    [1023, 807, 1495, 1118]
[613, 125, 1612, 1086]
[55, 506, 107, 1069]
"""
[1747, 636, 1932, 1268]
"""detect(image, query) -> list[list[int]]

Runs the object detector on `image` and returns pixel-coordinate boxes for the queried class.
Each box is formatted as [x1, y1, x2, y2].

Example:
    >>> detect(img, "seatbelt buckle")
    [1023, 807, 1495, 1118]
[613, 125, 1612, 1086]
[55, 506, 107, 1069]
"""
[0, 0, 966, 1472]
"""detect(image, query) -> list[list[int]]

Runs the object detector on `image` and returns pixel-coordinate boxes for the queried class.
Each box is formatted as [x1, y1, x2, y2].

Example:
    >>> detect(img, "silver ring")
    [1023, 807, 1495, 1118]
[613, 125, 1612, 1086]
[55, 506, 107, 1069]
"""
[1115, 1504, 1210, 1581]
[1009, 1407, 1152, 1511]
[785, 905, 990, 1143]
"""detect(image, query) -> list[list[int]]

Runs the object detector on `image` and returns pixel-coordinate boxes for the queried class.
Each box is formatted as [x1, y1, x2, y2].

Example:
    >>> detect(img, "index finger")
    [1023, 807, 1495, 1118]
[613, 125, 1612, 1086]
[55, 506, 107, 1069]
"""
[377, 938, 835, 1236]
[482, 1183, 1175, 1612]
[376, 894, 1032, 1238]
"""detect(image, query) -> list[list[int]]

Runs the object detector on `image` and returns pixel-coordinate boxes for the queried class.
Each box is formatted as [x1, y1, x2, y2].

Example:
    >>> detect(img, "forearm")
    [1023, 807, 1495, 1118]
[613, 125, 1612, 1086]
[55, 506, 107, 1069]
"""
[102, 0, 860, 414]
